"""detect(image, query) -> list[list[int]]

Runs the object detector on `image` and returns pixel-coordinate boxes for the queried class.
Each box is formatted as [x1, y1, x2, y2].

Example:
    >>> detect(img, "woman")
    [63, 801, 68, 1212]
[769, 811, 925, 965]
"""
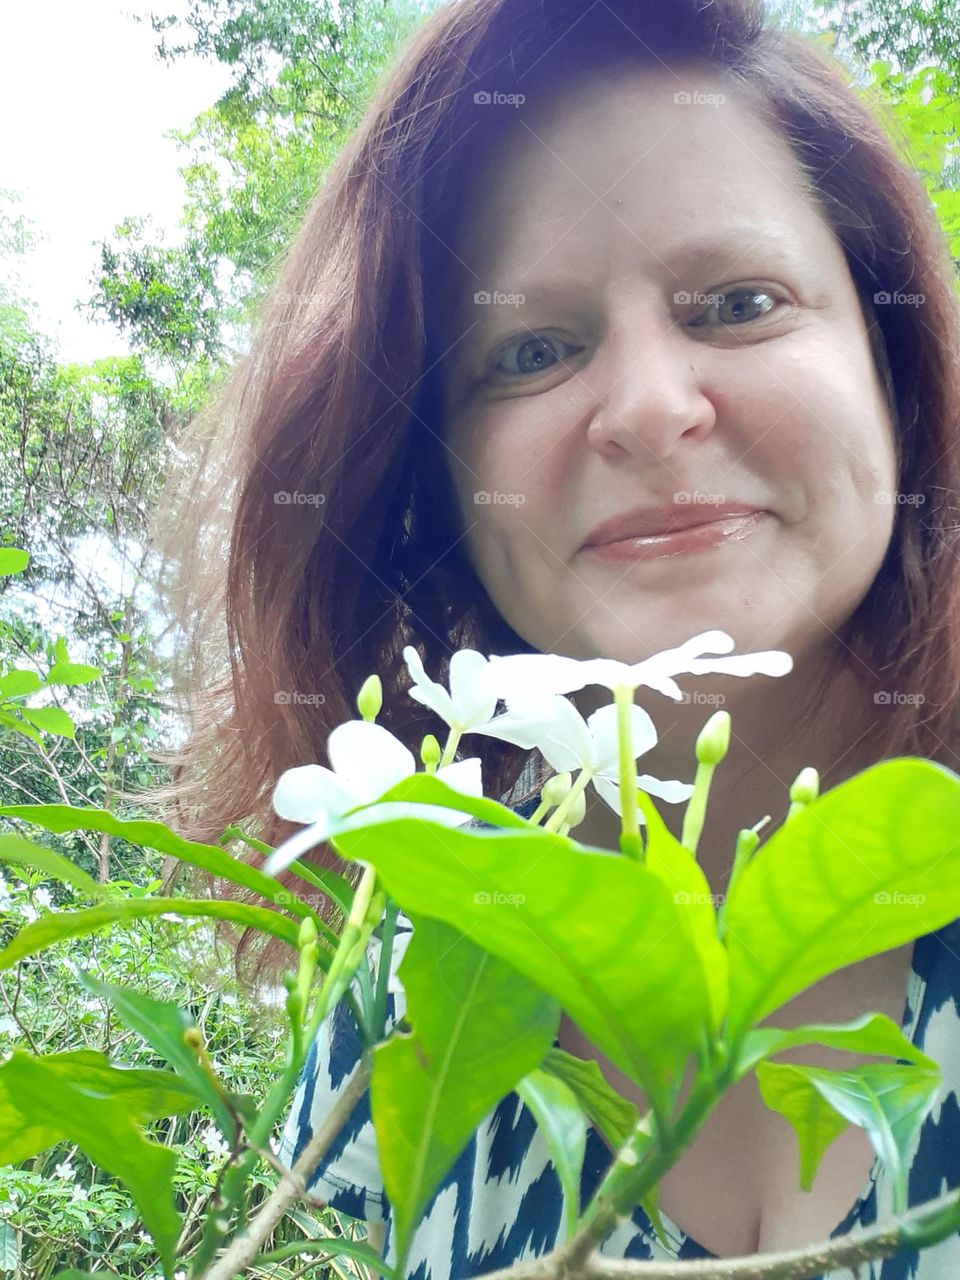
[152, 0, 960, 1275]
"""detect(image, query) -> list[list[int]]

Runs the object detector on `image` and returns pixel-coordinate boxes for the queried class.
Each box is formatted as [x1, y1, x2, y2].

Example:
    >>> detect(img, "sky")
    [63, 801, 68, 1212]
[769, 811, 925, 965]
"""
[0, 0, 230, 363]
[0, 0, 826, 367]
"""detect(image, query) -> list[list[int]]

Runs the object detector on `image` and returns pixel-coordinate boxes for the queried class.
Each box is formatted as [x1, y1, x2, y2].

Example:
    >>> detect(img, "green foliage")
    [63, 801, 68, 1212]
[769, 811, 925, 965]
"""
[370, 913, 559, 1270]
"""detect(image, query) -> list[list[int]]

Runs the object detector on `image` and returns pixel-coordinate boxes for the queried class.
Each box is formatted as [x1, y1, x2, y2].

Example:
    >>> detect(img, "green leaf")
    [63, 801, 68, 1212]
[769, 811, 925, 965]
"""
[541, 1048, 639, 1150]
[736, 1011, 938, 1081]
[0, 1051, 182, 1276]
[0, 833, 108, 900]
[0, 1049, 200, 1163]
[0, 804, 334, 943]
[0, 550, 28, 576]
[360, 772, 537, 831]
[540, 1048, 667, 1246]
[371, 914, 558, 1272]
[255, 1237, 396, 1278]
[0, 669, 43, 699]
[332, 802, 709, 1110]
[0, 896, 301, 969]
[754, 1059, 849, 1191]
[221, 822, 353, 917]
[45, 662, 101, 688]
[756, 1059, 940, 1211]
[516, 1067, 587, 1240]
[18, 707, 75, 739]
[0, 712, 43, 747]
[724, 759, 960, 1042]
[633, 787, 728, 1033]
[76, 974, 252, 1138]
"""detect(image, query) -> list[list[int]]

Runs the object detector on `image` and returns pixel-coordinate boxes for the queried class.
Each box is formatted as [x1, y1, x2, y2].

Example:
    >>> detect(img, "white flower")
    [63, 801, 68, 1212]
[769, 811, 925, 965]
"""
[34, 887, 53, 910]
[200, 1123, 229, 1160]
[70, 1184, 86, 1202]
[263, 719, 483, 876]
[469, 693, 693, 823]
[486, 630, 793, 702]
[53, 1159, 74, 1181]
[402, 646, 500, 730]
[0, 877, 13, 911]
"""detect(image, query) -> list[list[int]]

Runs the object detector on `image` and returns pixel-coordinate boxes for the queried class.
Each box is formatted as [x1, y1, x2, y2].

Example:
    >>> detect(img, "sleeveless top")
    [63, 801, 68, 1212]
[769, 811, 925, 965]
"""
[277, 794, 960, 1279]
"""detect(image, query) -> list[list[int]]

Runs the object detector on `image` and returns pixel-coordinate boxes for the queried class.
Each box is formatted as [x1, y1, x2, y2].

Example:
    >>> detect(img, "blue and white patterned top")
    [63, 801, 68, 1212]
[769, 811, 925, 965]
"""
[278, 794, 960, 1280]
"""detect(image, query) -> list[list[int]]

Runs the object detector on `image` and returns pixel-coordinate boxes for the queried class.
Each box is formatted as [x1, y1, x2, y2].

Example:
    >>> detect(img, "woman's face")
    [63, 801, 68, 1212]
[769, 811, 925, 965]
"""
[438, 63, 898, 667]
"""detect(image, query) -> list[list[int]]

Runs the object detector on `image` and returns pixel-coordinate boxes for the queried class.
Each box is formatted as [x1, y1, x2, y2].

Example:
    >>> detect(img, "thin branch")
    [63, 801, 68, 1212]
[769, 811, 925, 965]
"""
[200, 1052, 373, 1280]
[477, 1188, 960, 1280]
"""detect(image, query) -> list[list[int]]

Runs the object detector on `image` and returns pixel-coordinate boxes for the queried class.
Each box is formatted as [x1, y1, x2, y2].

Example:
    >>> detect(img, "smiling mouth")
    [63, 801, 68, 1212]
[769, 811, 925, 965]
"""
[582, 511, 766, 562]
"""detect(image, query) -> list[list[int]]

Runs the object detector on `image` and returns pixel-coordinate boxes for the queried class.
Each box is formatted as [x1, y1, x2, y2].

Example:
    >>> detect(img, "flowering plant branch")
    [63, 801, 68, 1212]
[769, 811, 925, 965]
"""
[3, 631, 960, 1280]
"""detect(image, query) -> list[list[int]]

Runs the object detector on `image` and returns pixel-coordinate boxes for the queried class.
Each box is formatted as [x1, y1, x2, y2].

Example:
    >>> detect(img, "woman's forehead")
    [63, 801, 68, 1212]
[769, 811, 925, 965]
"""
[448, 79, 810, 276]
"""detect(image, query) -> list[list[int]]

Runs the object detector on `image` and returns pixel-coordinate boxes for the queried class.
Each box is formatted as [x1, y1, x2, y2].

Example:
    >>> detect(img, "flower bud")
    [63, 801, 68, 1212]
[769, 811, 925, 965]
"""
[541, 771, 572, 808]
[297, 915, 319, 950]
[357, 674, 383, 722]
[789, 766, 819, 806]
[565, 787, 586, 828]
[420, 733, 441, 769]
[695, 710, 731, 766]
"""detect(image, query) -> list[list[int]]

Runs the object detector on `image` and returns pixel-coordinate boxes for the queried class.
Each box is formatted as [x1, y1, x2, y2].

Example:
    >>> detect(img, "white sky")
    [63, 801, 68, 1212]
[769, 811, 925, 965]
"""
[0, 0, 827, 367]
[0, 0, 231, 363]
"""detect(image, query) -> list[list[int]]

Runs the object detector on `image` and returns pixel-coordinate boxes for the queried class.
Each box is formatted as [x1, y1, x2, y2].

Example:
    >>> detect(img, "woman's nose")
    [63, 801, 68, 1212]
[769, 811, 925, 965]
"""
[585, 325, 717, 461]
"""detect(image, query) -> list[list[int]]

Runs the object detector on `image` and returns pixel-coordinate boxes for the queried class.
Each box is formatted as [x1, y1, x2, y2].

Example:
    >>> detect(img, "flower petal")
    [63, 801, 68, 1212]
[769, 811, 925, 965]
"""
[403, 646, 456, 725]
[263, 819, 333, 876]
[272, 764, 353, 823]
[635, 774, 696, 803]
[471, 692, 591, 773]
[327, 720, 415, 803]
[486, 652, 597, 698]
[434, 755, 485, 801]
[448, 650, 499, 727]
[585, 703, 658, 773]
[686, 650, 793, 679]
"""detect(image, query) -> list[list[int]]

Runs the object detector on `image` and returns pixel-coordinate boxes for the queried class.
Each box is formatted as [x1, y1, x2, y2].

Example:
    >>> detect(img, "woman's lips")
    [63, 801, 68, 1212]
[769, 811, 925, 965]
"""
[582, 510, 767, 562]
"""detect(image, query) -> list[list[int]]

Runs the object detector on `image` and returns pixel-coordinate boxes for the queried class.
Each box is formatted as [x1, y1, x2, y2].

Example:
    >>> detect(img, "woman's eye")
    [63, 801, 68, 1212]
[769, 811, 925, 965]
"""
[491, 334, 577, 377]
[690, 288, 779, 327]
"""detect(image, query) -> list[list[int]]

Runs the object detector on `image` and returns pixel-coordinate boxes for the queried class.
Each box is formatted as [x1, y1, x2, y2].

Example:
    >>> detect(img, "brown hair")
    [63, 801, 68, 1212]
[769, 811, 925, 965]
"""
[147, 0, 960, 991]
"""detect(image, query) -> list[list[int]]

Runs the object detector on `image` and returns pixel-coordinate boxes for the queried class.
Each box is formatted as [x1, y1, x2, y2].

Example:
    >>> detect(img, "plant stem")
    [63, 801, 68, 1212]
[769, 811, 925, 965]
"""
[438, 725, 462, 768]
[465, 1185, 960, 1280]
[680, 761, 715, 855]
[199, 1055, 375, 1280]
[544, 768, 594, 833]
[613, 685, 641, 859]
[189, 864, 382, 1273]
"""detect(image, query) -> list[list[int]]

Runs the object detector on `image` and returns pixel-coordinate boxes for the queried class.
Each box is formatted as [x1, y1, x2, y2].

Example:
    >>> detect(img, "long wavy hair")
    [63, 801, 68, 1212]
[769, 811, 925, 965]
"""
[146, 0, 960, 990]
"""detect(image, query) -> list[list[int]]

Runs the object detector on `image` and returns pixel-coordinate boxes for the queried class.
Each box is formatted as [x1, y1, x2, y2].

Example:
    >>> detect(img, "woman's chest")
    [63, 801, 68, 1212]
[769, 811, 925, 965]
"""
[557, 941, 917, 1258]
